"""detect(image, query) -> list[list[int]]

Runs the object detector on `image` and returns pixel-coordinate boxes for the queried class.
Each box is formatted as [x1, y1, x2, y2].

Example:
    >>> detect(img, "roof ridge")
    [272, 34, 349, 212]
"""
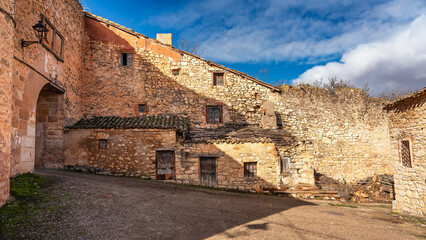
[83, 11, 281, 92]
[66, 115, 189, 132]
[384, 87, 426, 110]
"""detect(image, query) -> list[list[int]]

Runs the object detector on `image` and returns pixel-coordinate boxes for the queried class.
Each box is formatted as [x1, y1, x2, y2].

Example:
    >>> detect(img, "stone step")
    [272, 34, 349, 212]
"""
[275, 190, 340, 199]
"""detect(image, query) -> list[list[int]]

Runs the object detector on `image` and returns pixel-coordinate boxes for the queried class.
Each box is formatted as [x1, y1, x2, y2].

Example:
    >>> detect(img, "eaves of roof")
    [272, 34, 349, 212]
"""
[383, 87, 426, 110]
[83, 11, 281, 92]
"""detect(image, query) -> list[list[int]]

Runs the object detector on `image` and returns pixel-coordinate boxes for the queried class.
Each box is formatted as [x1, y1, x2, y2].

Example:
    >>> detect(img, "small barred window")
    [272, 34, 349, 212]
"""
[99, 139, 108, 150]
[244, 162, 257, 178]
[400, 140, 412, 168]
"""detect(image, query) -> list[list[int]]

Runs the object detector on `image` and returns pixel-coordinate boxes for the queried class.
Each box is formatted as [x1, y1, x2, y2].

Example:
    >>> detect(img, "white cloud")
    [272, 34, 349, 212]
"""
[293, 14, 426, 95]
[148, 0, 426, 64]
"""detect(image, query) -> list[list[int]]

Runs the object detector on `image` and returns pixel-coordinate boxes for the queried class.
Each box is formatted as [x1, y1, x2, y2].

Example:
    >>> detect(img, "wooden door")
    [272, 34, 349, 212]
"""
[200, 157, 217, 187]
[156, 151, 175, 180]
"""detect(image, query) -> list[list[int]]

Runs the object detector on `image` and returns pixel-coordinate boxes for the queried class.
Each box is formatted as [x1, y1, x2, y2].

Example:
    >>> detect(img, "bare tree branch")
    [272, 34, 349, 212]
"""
[177, 36, 203, 56]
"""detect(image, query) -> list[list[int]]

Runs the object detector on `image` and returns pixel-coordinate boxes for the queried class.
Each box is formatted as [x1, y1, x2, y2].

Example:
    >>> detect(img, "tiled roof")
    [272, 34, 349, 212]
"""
[383, 87, 426, 110]
[67, 115, 189, 132]
[188, 125, 295, 146]
[189, 137, 273, 144]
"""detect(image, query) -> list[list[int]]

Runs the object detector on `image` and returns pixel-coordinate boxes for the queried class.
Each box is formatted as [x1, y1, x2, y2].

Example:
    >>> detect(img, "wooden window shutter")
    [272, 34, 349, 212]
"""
[127, 53, 133, 66]
[207, 106, 222, 123]
[213, 73, 224, 86]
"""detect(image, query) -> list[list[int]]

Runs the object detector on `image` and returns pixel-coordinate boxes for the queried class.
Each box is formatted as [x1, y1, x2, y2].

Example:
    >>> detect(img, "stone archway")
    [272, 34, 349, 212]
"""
[35, 84, 65, 168]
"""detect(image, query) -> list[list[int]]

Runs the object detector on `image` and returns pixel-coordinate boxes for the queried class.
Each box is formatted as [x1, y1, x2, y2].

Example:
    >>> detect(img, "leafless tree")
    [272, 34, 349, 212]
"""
[254, 67, 269, 81]
[177, 36, 203, 56]
[379, 88, 413, 101]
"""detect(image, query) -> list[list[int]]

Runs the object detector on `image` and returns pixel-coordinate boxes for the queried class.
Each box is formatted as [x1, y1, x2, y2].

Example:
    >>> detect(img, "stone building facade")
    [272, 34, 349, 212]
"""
[385, 88, 425, 216]
[0, 0, 15, 206]
[0, 0, 402, 207]
[0, 0, 85, 206]
[76, 12, 393, 190]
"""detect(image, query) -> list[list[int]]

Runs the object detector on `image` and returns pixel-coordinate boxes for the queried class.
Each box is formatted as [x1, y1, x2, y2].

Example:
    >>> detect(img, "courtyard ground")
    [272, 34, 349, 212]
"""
[0, 169, 425, 240]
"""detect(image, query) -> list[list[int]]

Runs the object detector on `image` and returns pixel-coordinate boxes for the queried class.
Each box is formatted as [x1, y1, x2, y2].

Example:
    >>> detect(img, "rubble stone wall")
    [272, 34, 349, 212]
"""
[82, 16, 279, 127]
[176, 142, 280, 191]
[0, 0, 15, 206]
[10, 0, 84, 176]
[387, 96, 425, 216]
[274, 86, 393, 184]
[64, 128, 280, 191]
[64, 129, 177, 178]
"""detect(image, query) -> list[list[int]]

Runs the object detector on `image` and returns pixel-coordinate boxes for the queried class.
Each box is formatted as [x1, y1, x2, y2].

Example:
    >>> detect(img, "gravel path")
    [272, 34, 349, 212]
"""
[4, 169, 424, 240]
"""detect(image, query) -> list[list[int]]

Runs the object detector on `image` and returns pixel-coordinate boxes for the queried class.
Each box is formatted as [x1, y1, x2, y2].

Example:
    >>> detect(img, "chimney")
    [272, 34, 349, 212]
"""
[156, 33, 172, 45]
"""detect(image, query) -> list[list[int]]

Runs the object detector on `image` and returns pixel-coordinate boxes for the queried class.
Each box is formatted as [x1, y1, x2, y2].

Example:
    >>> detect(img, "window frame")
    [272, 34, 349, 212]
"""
[399, 138, 413, 168]
[206, 105, 223, 124]
[120, 52, 133, 67]
[135, 103, 148, 116]
[244, 162, 257, 178]
[212, 72, 225, 86]
[40, 14, 64, 62]
[138, 104, 146, 114]
[172, 69, 180, 76]
[99, 139, 108, 150]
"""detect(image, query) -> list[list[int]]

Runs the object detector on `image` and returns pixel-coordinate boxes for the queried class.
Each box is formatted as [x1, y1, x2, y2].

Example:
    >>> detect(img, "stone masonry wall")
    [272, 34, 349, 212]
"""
[64, 129, 177, 178]
[273, 86, 393, 184]
[0, 0, 15, 206]
[64, 128, 280, 191]
[10, 0, 84, 175]
[82, 16, 278, 127]
[176, 142, 280, 191]
[387, 95, 425, 216]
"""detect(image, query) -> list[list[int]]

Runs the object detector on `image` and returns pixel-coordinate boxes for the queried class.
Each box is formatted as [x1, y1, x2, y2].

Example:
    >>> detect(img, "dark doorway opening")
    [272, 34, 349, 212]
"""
[156, 151, 175, 180]
[35, 84, 64, 168]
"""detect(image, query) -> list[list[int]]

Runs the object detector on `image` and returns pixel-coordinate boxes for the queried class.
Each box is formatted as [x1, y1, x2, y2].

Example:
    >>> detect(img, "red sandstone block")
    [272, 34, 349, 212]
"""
[48, 116, 58, 122]
[18, 119, 27, 131]
[19, 108, 29, 120]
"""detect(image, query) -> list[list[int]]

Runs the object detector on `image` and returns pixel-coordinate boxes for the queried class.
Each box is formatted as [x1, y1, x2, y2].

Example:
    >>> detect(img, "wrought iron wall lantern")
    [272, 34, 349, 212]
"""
[21, 21, 49, 48]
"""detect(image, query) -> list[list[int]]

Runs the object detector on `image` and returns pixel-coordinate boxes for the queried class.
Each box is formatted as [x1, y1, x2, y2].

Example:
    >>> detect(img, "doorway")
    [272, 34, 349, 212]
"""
[156, 150, 175, 180]
[35, 84, 64, 168]
[200, 157, 217, 187]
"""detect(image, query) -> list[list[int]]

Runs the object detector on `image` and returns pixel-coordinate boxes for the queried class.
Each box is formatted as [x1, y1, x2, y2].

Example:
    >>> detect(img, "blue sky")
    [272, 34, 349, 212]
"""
[81, 0, 426, 95]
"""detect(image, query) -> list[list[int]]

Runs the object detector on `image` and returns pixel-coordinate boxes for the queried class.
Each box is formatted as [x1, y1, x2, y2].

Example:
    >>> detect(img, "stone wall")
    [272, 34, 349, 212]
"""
[10, 0, 84, 175]
[64, 129, 177, 178]
[274, 86, 393, 184]
[82, 15, 279, 128]
[387, 94, 425, 216]
[64, 128, 280, 191]
[0, 0, 15, 206]
[176, 142, 280, 191]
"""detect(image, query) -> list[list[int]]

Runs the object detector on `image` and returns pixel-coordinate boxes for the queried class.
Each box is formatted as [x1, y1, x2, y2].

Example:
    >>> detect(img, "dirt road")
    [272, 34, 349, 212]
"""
[7, 169, 424, 240]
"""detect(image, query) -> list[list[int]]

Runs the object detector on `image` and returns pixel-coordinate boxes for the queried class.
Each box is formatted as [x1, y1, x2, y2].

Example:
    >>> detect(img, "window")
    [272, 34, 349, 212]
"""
[138, 104, 146, 114]
[99, 139, 108, 150]
[213, 72, 224, 86]
[400, 140, 412, 168]
[41, 14, 64, 61]
[206, 105, 222, 124]
[172, 69, 180, 76]
[121, 53, 133, 66]
[244, 162, 257, 178]
[280, 157, 290, 173]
